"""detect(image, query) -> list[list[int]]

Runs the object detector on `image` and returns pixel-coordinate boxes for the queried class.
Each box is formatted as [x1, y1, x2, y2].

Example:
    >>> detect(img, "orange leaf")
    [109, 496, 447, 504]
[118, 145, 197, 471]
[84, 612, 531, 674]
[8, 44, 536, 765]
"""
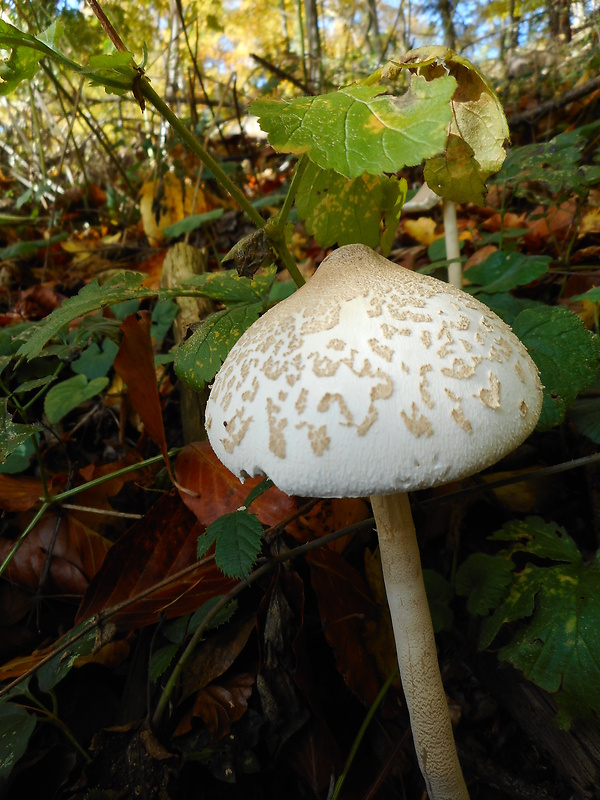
[0, 513, 112, 594]
[176, 672, 255, 742]
[175, 442, 297, 527]
[76, 491, 236, 628]
[114, 313, 170, 471]
[0, 474, 48, 512]
[287, 498, 371, 552]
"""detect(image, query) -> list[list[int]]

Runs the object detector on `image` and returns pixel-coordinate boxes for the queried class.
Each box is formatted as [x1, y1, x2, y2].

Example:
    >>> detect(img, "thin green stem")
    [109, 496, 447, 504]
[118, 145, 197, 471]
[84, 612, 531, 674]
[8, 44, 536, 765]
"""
[278, 155, 309, 228]
[141, 81, 265, 229]
[331, 665, 399, 800]
[50, 449, 180, 504]
[0, 502, 49, 579]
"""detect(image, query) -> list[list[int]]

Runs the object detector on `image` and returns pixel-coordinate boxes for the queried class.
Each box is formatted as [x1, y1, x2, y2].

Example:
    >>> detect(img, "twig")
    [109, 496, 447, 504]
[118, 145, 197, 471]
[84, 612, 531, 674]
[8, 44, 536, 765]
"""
[508, 74, 600, 127]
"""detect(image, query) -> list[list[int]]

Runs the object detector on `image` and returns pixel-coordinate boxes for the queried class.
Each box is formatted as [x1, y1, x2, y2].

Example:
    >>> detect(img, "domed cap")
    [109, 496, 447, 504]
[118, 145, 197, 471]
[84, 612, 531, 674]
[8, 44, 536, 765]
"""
[205, 244, 543, 497]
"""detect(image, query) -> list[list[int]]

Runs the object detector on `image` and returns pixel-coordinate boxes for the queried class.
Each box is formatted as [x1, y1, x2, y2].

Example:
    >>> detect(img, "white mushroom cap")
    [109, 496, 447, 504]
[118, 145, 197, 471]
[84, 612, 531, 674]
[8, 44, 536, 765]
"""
[205, 244, 543, 497]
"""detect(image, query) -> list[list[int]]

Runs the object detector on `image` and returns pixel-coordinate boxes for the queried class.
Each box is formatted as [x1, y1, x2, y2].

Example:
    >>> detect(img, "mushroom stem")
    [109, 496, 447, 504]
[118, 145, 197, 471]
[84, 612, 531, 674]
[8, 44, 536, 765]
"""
[370, 492, 469, 800]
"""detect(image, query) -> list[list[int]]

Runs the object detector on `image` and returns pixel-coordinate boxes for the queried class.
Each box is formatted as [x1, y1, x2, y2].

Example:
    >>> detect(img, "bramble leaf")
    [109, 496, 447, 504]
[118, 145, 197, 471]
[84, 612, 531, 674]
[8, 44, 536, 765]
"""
[0, 702, 36, 782]
[174, 303, 263, 391]
[0, 20, 63, 95]
[477, 517, 600, 728]
[512, 306, 600, 430]
[465, 251, 551, 294]
[296, 162, 406, 254]
[17, 273, 154, 361]
[251, 74, 456, 178]
[180, 266, 276, 305]
[0, 399, 42, 464]
[198, 509, 263, 578]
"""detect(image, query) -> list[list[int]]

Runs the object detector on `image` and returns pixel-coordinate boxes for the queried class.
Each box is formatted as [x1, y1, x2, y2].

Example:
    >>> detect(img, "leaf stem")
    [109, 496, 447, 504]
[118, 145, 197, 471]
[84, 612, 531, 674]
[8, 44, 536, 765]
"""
[140, 81, 265, 229]
[331, 665, 399, 800]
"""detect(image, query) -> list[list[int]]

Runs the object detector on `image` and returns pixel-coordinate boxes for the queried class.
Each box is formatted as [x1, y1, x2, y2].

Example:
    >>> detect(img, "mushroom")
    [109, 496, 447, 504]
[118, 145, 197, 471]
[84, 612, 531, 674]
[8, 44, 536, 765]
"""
[205, 243, 543, 800]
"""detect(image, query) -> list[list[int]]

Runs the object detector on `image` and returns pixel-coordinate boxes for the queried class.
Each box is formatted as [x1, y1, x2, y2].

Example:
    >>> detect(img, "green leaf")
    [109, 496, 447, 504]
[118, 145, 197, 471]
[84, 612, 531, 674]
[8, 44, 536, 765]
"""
[251, 74, 456, 178]
[244, 478, 275, 509]
[149, 643, 180, 682]
[151, 299, 180, 343]
[456, 552, 515, 616]
[423, 569, 454, 633]
[180, 267, 276, 305]
[478, 517, 600, 727]
[174, 303, 262, 391]
[189, 596, 238, 633]
[17, 272, 155, 361]
[0, 20, 62, 95]
[465, 251, 551, 294]
[397, 47, 509, 202]
[424, 135, 487, 205]
[0, 701, 36, 782]
[475, 292, 543, 326]
[568, 396, 600, 444]
[296, 162, 406, 254]
[44, 375, 109, 424]
[0, 399, 42, 464]
[200, 509, 263, 579]
[72, 339, 119, 380]
[0, 233, 68, 260]
[37, 624, 97, 693]
[496, 127, 591, 197]
[162, 208, 224, 238]
[512, 306, 600, 430]
[572, 286, 600, 303]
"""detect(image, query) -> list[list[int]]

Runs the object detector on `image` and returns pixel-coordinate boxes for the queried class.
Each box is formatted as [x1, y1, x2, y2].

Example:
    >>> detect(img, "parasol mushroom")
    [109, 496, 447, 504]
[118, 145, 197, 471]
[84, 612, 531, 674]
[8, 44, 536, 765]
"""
[205, 243, 543, 800]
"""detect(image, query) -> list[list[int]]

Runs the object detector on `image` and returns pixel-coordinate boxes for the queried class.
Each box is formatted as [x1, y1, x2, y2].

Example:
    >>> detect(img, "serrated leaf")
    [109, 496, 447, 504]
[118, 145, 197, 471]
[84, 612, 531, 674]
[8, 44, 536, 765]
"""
[149, 643, 180, 682]
[17, 272, 155, 361]
[478, 518, 600, 727]
[456, 552, 515, 616]
[44, 375, 109, 424]
[0, 701, 36, 782]
[512, 306, 600, 430]
[296, 162, 406, 254]
[251, 74, 456, 178]
[0, 399, 42, 463]
[37, 624, 97, 692]
[465, 251, 551, 294]
[475, 292, 543, 326]
[199, 510, 263, 578]
[189, 596, 238, 633]
[496, 128, 589, 197]
[181, 266, 276, 305]
[0, 20, 62, 95]
[174, 303, 262, 391]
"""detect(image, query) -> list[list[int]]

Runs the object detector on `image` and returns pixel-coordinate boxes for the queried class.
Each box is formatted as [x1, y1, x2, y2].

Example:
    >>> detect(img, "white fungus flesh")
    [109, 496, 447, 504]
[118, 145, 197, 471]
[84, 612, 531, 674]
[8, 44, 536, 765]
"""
[205, 244, 543, 497]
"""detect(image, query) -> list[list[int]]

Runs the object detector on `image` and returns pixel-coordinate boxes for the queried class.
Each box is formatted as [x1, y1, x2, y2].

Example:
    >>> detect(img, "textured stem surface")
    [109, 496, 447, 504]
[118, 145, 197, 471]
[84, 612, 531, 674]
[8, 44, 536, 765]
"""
[371, 492, 469, 800]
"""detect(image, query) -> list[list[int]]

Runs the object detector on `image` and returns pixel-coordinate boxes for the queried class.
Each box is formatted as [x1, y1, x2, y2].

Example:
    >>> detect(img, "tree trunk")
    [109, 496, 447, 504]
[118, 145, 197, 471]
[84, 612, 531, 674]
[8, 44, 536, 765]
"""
[304, 0, 323, 93]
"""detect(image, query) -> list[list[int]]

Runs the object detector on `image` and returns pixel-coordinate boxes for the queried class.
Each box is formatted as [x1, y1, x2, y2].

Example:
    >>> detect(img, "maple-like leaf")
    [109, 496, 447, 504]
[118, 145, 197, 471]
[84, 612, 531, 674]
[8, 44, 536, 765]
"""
[251, 74, 456, 178]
